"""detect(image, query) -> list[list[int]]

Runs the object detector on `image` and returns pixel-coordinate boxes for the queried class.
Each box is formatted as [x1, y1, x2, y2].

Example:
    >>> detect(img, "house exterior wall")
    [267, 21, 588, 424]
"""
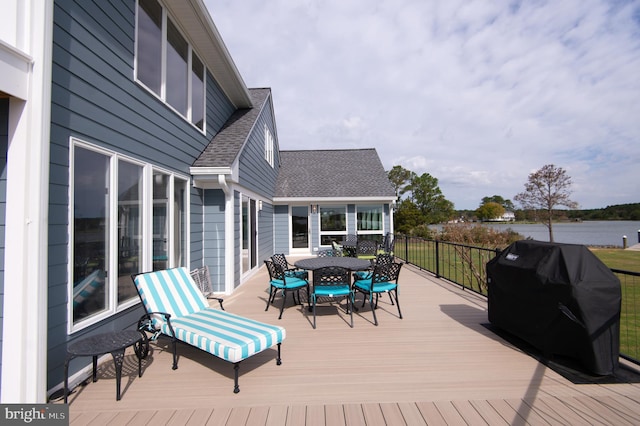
[273, 205, 289, 254]
[277, 202, 393, 255]
[190, 187, 204, 269]
[234, 191, 241, 288]
[230, 94, 279, 280]
[203, 188, 226, 292]
[237, 97, 279, 197]
[258, 203, 274, 264]
[46, 0, 238, 393]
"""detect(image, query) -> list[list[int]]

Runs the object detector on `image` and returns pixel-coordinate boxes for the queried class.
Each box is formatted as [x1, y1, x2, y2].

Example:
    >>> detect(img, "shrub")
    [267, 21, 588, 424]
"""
[438, 223, 523, 249]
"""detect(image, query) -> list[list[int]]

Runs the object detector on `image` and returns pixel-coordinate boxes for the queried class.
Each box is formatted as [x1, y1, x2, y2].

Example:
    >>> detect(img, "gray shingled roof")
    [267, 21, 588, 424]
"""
[192, 88, 270, 168]
[275, 149, 396, 199]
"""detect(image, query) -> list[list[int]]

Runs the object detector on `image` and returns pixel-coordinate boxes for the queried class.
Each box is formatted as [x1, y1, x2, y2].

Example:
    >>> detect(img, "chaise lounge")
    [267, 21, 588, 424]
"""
[132, 267, 285, 393]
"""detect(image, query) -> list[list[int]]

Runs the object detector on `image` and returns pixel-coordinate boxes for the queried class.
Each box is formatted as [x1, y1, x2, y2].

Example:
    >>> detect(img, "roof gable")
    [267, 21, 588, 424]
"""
[193, 88, 270, 168]
[275, 149, 396, 199]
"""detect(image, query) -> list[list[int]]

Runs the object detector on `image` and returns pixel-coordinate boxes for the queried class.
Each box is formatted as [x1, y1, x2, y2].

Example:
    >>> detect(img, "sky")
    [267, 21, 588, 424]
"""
[204, 0, 640, 210]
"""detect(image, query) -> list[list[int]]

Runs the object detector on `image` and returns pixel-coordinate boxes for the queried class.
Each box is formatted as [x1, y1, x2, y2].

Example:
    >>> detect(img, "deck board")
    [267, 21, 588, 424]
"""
[60, 261, 640, 425]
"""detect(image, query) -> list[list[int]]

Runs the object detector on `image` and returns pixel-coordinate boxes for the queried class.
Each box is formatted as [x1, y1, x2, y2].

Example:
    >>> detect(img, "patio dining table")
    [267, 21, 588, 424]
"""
[294, 257, 371, 314]
[294, 257, 371, 271]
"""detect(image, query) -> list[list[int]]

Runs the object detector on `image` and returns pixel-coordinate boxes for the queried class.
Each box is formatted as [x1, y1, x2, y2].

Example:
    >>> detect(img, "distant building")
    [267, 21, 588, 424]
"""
[485, 211, 516, 222]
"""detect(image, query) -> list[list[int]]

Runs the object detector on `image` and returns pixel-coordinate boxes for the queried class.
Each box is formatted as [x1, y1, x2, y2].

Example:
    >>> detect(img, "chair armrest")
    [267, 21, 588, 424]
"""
[208, 297, 225, 310]
[138, 311, 174, 338]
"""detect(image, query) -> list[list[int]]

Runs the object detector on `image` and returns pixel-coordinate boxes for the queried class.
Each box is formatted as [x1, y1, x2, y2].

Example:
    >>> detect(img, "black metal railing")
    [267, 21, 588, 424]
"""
[395, 234, 640, 364]
[395, 235, 498, 295]
[612, 269, 640, 363]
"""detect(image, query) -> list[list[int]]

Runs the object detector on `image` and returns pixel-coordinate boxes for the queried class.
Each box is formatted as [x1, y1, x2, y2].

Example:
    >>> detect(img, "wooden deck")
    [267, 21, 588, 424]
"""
[61, 260, 640, 425]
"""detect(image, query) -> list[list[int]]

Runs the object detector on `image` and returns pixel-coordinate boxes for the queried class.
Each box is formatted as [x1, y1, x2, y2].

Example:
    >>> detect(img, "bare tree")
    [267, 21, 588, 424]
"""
[514, 164, 579, 242]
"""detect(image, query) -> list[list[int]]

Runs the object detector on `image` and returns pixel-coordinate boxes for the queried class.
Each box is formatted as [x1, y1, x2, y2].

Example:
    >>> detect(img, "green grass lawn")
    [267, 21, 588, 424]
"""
[590, 248, 640, 272]
[590, 248, 640, 361]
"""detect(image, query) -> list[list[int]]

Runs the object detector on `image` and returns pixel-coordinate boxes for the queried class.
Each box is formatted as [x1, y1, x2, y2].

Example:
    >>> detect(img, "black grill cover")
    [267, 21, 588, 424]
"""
[486, 240, 621, 375]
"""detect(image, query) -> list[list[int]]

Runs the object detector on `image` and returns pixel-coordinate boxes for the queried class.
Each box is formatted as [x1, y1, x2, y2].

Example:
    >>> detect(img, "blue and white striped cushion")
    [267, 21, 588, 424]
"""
[164, 309, 286, 363]
[134, 267, 285, 362]
[134, 267, 208, 327]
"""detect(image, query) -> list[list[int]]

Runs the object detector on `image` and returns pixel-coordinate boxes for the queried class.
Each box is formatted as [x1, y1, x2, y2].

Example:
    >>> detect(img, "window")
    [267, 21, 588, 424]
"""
[319, 205, 346, 246]
[70, 140, 189, 331]
[136, 0, 206, 130]
[136, 0, 162, 94]
[117, 160, 143, 304]
[152, 171, 169, 270]
[357, 204, 384, 240]
[72, 147, 110, 323]
[166, 19, 189, 116]
[191, 55, 205, 130]
[264, 124, 274, 167]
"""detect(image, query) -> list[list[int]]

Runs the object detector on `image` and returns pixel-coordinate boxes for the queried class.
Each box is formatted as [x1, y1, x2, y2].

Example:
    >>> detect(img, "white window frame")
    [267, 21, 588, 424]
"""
[135, 0, 207, 132]
[68, 138, 190, 333]
[319, 205, 347, 247]
[264, 124, 274, 167]
[356, 204, 384, 239]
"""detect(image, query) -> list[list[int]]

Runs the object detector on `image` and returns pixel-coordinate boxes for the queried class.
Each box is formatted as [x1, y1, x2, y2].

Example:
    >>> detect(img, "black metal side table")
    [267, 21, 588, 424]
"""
[64, 330, 147, 403]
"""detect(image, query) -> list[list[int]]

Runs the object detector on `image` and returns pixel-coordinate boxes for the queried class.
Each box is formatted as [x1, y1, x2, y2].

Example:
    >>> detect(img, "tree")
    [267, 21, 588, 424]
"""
[476, 202, 505, 221]
[394, 199, 423, 235]
[410, 173, 454, 224]
[514, 164, 579, 242]
[387, 165, 415, 202]
[481, 195, 515, 212]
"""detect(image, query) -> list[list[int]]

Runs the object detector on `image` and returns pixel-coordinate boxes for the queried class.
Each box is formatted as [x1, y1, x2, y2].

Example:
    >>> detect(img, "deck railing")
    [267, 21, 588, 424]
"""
[394, 234, 640, 364]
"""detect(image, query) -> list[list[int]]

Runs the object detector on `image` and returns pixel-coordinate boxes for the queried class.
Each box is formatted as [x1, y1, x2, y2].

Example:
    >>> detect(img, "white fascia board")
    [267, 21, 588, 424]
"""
[0, 39, 33, 100]
[190, 166, 236, 189]
[273, 196, 396, 204]
[190, 166, 233, 176]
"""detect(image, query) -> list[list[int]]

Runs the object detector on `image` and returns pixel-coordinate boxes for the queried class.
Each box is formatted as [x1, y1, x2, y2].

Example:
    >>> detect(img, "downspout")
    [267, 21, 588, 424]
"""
[218, 174, 234, 294]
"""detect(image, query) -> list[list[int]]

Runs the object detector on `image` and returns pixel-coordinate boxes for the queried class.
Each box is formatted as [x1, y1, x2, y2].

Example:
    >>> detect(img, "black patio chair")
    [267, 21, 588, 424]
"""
[342, 234, 358, 256]
[264, 259, 310, 319]
[353, 261, 403, 326]
[311, 266, 354, 329]
[271, 253, 308, 280]
[379, 232, 395, 255]
[353, 252, 394, 282]
[356, 239, 378, 261]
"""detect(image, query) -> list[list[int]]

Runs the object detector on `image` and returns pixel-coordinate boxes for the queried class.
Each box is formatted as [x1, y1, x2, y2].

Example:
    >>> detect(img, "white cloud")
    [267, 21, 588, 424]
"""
[206, 0, 640, 209]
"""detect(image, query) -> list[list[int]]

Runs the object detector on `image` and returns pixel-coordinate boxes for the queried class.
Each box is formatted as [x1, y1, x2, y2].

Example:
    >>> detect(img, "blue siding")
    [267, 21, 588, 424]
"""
[234, 192, 241, 289]
[202, 189, 225, 292]
[258, 203, 274, 262]
[347, 205, 357, 234]
[274, 205, 289, 254]
[48, 0, 236, 388]
[0, 98, 8, 384]
[311, 210, 320, 252]
[238, 96, 278, 197]
[206, 75, 236, 138]
[235, 95, 279, 265]
[190, 187, 204, 269]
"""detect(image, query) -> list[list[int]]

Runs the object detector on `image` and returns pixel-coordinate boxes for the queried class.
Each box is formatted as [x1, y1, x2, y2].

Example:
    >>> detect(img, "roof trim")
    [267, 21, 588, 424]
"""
[190, 166, 233, 175]
[273, 197, 397, 204]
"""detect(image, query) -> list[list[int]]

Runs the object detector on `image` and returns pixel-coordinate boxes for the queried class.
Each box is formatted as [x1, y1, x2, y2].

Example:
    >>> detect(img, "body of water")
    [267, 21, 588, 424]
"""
[477, 221, 640, 247]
